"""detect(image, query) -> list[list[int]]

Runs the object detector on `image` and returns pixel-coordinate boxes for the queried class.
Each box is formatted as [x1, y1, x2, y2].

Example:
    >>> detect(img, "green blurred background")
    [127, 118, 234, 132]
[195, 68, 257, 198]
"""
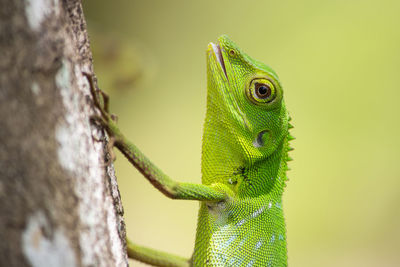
[83, 1, 400, 266]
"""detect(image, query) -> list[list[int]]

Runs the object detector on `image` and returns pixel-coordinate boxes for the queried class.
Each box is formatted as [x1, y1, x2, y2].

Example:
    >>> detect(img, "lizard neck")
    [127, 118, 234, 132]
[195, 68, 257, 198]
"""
[201, 126, 290, 199]
[238, 138, 289, 198]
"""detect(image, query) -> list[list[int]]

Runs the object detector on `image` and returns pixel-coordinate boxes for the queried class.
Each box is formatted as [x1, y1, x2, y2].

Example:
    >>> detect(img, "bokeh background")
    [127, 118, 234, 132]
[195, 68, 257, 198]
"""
[83, 1, 400, 266]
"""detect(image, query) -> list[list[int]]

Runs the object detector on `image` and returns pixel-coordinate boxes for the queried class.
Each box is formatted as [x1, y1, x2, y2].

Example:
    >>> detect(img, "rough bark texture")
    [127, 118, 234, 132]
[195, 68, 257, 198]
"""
[0, 0, 128, 266]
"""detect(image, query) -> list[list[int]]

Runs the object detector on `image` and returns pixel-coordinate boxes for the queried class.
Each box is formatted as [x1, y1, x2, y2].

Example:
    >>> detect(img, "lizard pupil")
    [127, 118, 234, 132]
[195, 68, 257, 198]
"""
[255, 83, 271, 99]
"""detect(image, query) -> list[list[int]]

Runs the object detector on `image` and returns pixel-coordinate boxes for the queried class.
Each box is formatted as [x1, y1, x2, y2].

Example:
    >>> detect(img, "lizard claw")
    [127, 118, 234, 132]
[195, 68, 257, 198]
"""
[110, 114, 118, 123]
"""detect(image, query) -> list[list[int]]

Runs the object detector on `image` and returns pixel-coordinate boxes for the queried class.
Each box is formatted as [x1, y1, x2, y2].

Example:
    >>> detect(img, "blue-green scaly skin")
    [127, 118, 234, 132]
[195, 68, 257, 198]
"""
[192, 36, 291, 267]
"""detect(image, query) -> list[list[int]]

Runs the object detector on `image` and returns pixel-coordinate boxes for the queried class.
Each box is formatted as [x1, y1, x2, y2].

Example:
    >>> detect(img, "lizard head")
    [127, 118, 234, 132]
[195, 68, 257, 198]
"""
[203, 35, 290, 183]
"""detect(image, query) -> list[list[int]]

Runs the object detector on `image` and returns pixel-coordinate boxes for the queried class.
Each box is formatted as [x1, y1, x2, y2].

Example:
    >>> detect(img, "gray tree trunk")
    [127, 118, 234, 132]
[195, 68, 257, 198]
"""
[0, 0, 128, 266]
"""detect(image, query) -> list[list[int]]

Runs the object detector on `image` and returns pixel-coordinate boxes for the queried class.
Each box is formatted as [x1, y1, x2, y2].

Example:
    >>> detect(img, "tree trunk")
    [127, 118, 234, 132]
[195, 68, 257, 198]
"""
[0, 0, 128, 266]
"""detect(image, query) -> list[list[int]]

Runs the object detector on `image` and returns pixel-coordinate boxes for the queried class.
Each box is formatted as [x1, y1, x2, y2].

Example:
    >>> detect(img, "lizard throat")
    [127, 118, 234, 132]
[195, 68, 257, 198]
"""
[210, 42, 228, 80]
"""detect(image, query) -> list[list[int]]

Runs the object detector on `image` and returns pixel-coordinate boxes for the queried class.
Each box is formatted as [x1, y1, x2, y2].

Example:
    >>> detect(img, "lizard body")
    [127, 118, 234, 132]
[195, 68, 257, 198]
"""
[193, 36, 291, 266]
[89, 35, 292, 267]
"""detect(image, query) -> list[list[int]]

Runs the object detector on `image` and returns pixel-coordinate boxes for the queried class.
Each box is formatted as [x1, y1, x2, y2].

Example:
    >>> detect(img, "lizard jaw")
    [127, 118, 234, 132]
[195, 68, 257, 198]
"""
[210, 42, 228, 80]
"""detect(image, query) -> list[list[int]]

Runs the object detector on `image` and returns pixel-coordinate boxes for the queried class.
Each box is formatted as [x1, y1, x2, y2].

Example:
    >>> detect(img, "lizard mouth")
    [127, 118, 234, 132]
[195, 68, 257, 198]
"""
[210, 42, 228, 80]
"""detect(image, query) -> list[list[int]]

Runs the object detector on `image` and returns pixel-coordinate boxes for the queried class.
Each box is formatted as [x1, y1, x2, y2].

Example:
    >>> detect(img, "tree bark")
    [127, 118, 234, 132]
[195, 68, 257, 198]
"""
[0, 0, 128, 266]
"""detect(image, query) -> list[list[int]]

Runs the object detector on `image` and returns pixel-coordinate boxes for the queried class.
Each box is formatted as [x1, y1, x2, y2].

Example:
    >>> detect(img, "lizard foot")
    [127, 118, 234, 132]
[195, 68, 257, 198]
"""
[84, 72, 119, 163]
[83, 72, 118, 123]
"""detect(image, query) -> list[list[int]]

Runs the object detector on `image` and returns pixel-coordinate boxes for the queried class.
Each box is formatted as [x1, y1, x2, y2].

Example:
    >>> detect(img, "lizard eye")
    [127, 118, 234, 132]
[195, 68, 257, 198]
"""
[255, 83, 271, 99]
[229, 49, 236, 56]
[247, 78, 277, 105]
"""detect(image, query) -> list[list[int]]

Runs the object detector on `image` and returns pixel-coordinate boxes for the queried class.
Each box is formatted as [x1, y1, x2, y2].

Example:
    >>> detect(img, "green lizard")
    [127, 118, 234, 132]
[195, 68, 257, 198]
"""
[88, 35, 293, 267]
